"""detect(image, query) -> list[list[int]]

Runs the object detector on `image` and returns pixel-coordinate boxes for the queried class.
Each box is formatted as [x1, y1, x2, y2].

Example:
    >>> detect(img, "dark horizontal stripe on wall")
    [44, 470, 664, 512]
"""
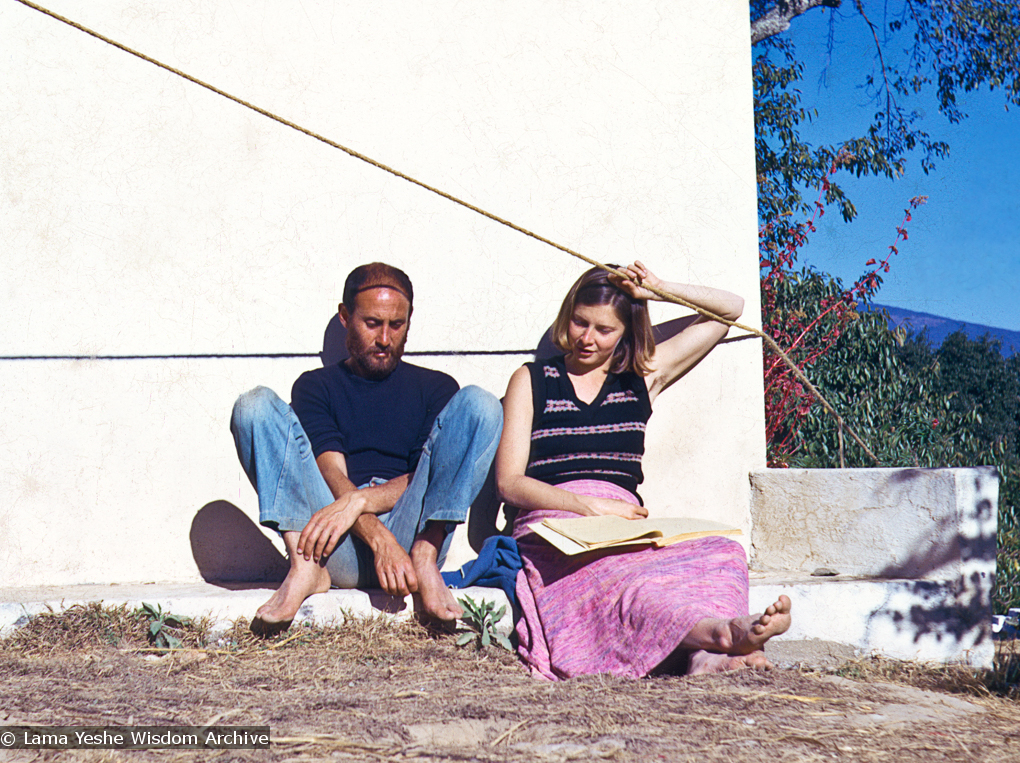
[0, 350, 538, 361]
[0, 335, 756, 361]
[412, 350, 537, 356]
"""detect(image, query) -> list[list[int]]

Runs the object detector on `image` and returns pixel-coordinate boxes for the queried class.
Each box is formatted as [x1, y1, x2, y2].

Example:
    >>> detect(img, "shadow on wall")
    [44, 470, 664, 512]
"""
[189, 488, 506, 583]
[875, 468, 995, 580]
[874, 468, 998, 647]
[464, 461, 507, 551]
[190, 501, 288, 586]
[320, 314, 349, 367]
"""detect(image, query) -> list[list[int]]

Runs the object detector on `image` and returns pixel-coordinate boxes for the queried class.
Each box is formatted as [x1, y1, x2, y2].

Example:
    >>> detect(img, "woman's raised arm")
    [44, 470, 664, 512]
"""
[611, 261, 744, 404]
[495, 366, 647, 519]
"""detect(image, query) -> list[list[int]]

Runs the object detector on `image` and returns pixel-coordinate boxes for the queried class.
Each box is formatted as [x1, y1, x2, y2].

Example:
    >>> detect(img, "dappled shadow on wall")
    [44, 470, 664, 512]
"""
[874, 468, 998, 647]
[189, 501, 288, 587]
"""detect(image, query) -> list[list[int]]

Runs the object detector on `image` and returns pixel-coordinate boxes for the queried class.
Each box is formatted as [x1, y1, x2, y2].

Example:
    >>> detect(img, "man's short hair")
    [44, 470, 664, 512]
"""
[342, 263, 414, 314]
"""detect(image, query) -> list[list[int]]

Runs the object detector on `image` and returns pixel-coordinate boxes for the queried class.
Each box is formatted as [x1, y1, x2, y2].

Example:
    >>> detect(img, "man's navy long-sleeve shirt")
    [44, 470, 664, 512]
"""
[290, 360, 459, 486]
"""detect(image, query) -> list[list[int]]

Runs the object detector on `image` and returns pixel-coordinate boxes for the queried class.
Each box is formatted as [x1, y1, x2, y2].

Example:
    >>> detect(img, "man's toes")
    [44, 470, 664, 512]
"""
[441, 599, 464, 619]
[250, 617, 291, 638]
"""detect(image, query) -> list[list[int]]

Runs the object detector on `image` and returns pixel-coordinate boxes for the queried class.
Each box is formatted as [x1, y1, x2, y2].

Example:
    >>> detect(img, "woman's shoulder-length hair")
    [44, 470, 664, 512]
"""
[551, 266, 655, 376]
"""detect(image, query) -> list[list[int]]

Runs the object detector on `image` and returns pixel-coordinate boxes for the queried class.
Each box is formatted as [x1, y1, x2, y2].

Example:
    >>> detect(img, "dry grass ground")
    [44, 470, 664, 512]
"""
[2, 604, 1020, 762]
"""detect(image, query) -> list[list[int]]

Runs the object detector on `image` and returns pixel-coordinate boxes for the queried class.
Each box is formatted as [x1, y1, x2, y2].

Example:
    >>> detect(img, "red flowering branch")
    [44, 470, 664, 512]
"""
[760, 154, 925, 467]
[852, 196, 929, 300]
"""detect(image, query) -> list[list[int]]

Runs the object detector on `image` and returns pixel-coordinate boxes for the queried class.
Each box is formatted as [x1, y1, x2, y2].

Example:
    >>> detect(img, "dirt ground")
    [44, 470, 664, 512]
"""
[2, 605, 1020, 762]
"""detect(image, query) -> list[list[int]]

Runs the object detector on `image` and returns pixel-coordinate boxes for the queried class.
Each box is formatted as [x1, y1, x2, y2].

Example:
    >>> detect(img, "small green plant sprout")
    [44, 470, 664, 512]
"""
[139, 602, 191, 650]
[455, 595, 513, 652]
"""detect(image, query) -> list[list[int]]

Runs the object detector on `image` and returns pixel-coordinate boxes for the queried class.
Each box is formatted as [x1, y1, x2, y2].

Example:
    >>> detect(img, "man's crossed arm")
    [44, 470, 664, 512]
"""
[298, 452, 419, 596]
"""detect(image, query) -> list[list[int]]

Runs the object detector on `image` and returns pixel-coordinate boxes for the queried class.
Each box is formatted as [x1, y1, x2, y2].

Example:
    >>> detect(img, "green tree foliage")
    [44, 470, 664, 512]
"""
[771, 272, 977, 470]
[752, 1, 1020, 613]
[752, 0, 1020, 229]
[936, 332, 1020, 452]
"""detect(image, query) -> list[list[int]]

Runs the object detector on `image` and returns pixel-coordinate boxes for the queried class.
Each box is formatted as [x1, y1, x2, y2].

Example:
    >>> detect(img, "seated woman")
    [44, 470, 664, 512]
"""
[496, 262, 791, 680]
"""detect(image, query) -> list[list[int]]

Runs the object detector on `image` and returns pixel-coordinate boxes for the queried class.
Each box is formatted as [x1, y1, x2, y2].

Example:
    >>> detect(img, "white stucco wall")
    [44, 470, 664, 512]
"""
[1, 0, 763, 585]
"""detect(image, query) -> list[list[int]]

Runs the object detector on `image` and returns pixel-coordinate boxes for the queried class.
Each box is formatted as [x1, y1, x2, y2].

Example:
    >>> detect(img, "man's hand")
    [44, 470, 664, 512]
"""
[297, 492, 367, 562]
[372, 533, 419, 596]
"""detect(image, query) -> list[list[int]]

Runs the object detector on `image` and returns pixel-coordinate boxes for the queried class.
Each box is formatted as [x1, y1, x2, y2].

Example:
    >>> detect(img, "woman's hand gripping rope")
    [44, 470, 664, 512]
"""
[603, 259, 878, 467]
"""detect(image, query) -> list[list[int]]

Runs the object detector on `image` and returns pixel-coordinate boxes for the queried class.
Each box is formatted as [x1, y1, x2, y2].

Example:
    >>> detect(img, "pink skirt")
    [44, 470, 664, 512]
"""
[512, 480, 750, 680]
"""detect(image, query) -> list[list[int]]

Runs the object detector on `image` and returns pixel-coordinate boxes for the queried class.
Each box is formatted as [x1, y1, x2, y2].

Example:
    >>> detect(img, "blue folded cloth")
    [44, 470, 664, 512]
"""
[442, 535, 522, 612]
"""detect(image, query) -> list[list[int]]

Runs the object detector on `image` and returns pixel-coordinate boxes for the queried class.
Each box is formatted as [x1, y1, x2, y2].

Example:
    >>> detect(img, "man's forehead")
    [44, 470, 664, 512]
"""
[354, 277, 410, 300]
[351, 286, 411, 316]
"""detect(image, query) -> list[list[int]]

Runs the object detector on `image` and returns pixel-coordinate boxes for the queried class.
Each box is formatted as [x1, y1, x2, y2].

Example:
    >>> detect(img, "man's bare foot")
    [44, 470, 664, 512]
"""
[252, 532, 331, 630]
[409, 537, 463, 622]
[253, 562, 331, 625]
[249, 616, 291, 639]
[687, 649, 772, 675]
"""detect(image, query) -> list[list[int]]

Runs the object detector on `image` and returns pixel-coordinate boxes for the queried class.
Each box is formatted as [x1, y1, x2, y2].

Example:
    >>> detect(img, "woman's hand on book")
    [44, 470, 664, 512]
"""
[583, 496, 649, 520]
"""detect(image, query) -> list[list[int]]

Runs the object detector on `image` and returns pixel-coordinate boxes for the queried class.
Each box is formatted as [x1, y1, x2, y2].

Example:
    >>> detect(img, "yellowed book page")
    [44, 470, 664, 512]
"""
[652, 528, 742, 547]
[528, 521, 660, 556]
[541, 515, 741, 549]
[527, 522, 588, 555]
[540, 515, 660, 547]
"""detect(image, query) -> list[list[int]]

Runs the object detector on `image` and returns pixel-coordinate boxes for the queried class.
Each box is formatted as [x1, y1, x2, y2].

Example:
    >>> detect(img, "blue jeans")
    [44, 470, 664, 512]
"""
[230, 385, 502, 589]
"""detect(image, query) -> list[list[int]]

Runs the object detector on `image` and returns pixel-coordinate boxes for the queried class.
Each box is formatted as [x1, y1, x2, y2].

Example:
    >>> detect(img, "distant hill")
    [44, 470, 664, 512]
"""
[862, 303, 1020, 357]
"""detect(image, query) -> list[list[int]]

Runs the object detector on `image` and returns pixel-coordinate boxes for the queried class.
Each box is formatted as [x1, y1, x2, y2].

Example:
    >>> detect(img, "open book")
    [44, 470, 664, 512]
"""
[528, 514, 742, 556]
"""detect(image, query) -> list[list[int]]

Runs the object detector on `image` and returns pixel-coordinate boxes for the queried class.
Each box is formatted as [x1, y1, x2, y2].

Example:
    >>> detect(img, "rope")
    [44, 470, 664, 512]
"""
[13, 0, 880, 465]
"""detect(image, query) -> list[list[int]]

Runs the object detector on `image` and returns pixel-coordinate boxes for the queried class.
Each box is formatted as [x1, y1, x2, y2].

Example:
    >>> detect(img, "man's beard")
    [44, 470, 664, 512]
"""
[346, 334, 405, 380]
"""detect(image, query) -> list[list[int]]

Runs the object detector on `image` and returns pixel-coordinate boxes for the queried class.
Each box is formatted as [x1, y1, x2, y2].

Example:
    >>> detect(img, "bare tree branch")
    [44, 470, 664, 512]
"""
[751, 0, 842, 44]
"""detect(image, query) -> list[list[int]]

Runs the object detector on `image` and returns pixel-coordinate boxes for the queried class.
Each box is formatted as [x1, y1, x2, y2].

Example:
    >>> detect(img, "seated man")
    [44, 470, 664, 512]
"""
[231, 262, 502, 626]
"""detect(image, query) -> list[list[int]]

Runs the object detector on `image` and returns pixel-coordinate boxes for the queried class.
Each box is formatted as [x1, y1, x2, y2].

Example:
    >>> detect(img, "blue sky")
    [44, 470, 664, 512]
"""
[776, 7, 1020, 332]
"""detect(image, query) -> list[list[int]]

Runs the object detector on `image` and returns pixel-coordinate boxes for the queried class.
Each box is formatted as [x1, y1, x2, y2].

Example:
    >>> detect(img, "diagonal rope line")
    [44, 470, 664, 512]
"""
[13, 0, 880, 465]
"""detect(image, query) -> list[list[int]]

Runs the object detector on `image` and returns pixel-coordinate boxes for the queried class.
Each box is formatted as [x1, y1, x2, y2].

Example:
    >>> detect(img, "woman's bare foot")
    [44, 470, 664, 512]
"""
[687, 649, 772, 675]
[410, 533, 463, 622]
[726, 595, 792, 655]
[681, 595, 792, 655]
[252, 532, 331, 629]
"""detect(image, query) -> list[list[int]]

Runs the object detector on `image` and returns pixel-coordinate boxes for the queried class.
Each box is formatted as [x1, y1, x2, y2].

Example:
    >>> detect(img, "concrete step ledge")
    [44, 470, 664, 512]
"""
[1, 575, 992, 668]
[750, 576, 992, 668]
